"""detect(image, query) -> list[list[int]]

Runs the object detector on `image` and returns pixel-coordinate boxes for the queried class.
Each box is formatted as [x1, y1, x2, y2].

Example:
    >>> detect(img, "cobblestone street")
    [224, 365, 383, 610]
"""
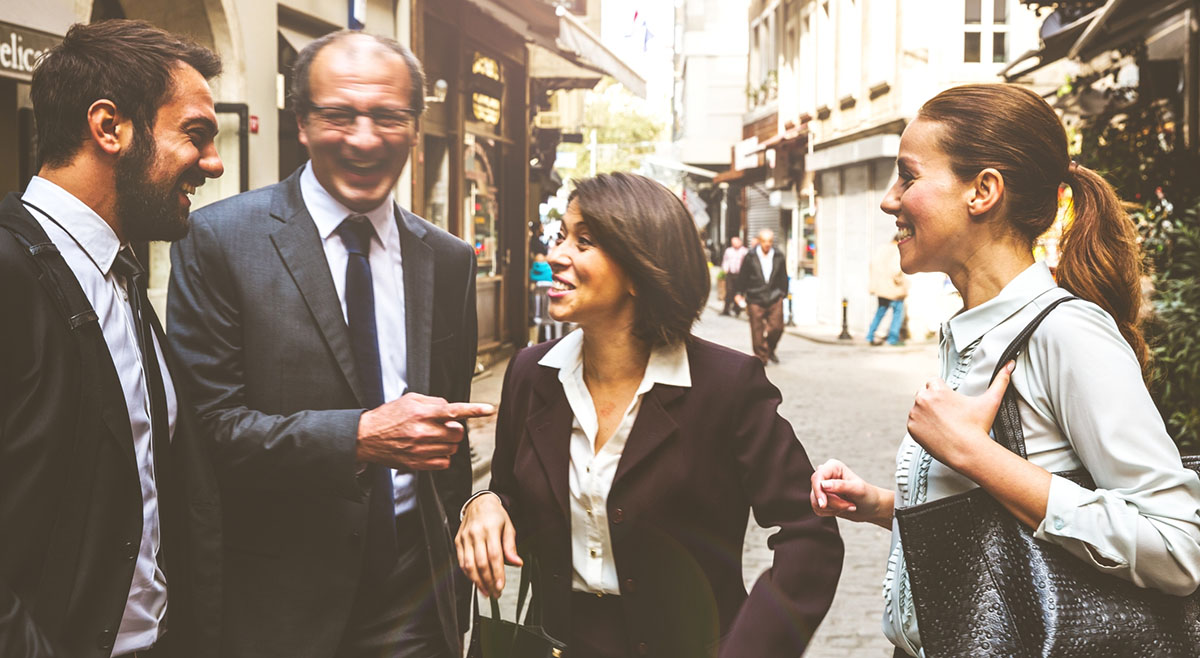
[466, 306, 938, 656]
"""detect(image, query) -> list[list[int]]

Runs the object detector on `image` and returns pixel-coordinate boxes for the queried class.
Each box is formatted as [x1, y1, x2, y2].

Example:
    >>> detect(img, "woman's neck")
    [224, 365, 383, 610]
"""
[947, 241, 1036, 310]
[580, 327, 651, 387]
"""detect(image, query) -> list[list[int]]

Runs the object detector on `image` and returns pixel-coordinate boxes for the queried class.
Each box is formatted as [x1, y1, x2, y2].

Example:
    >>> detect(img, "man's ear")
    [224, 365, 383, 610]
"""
[967, 168, 1005, 218]
[86, 99, 126, 156]
[296, 113, 309, 148]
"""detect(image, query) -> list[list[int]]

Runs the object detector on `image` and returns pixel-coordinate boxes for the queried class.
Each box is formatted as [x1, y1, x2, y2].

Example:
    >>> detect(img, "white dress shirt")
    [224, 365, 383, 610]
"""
[756, 246, 774, 283]
[537, 329, 692, 594]
[882, 261, 1200, 656]
[23, 176, 178, 655]
[299, 163, 415, 515]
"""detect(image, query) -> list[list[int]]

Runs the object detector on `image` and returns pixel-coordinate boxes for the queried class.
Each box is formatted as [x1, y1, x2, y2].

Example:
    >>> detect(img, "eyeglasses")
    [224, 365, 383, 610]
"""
[308, 105, 419, 133]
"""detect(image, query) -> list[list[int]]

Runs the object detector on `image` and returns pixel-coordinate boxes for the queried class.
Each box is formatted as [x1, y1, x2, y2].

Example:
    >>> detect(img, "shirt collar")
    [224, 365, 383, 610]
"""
[23, 176, 121, 275]
[538, 330, 692, 392]
[299, 161, 395, 246]
[945, 261, 1057, 354]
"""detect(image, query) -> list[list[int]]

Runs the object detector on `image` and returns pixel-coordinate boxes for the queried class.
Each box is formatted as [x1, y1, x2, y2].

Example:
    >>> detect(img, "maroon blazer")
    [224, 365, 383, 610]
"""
[488, 336, 843, 658]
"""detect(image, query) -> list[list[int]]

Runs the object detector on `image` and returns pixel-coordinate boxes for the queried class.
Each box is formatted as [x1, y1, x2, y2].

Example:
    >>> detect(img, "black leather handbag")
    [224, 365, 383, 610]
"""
[895, 296, 1200, 657]
[466, 560, 567, 658]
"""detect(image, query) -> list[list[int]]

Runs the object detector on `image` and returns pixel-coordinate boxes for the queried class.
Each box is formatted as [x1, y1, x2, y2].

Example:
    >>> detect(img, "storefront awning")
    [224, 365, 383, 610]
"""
[750, 127, 809, 153]
[1002, 9, 1098, 81]
[553, 7, 646, 98]
[463, 0, 646, 98]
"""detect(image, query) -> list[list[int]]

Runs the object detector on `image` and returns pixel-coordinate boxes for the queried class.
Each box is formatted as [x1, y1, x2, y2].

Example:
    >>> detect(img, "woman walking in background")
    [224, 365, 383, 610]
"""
[810, 84, 1200, 657]
[457, 172, 843, 658]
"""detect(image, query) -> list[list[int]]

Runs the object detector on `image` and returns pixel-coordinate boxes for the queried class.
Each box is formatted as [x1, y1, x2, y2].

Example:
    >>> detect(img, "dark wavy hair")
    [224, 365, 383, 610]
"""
[289, 30, 426, 117]
[918, 83, 1148, 375]
[31, 19, 221, 168]
[568, 173, 710, 347]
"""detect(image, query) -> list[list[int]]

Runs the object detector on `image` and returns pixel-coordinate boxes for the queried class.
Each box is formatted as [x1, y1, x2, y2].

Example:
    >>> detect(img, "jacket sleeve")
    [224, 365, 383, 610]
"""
[434, 245, 478, 532]
[485, 354, 522, 525]
[0, 236, 62, 657]
[720, 357, 844, 657]
[166, 212, 364, 500]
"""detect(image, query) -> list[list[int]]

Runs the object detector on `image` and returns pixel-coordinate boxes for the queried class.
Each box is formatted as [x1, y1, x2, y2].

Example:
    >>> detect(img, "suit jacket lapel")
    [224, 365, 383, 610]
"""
[267, 175, 365, 405]
[613, 385, 684, 487]
[525, 369, 572, 520]
[397, 205, 433, 395]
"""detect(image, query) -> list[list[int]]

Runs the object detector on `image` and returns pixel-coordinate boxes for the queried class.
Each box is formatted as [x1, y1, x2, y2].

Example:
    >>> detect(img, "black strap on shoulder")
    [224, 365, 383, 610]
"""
[0, 212, 99, 329]
[989, 295, 1080, 458]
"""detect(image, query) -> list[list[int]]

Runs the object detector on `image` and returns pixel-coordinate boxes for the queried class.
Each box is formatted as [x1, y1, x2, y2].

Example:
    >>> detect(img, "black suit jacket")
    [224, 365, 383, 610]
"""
[739, 248, 788, 307]
[166, 168, 476, 657]
[489, 336, 843, 658]
[0, 193, 222, 658]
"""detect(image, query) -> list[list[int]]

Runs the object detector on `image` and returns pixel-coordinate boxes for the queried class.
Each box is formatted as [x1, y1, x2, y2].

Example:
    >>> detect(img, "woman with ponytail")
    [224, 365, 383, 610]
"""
[807, 83, 1200, 657]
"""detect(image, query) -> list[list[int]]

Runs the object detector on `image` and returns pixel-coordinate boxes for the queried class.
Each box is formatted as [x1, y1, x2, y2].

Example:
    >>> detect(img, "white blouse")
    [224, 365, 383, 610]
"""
[882, 262, 1200, 657]
[538, 329, 692, 594]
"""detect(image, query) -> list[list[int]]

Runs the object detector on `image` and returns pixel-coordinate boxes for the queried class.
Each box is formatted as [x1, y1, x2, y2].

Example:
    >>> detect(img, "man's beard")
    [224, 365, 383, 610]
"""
[115, 129, 190, 242]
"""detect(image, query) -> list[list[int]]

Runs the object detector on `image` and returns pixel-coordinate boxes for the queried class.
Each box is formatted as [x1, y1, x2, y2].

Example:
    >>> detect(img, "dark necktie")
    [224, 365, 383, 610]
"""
[111, 247, 171, 567]
[335, 216, 398, 578]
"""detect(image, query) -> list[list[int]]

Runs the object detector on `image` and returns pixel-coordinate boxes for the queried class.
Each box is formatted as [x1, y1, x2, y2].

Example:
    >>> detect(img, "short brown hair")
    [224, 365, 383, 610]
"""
[31, 19, 222, 168]
[569, 173, 710, 347]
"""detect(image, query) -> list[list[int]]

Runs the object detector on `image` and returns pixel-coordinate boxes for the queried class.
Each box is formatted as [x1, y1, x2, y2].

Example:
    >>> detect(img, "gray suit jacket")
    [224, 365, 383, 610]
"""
[166, 168, 476, 657]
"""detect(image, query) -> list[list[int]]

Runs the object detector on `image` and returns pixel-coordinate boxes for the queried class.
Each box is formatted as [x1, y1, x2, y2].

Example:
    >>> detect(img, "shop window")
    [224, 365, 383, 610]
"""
[465, 134, 501, 277]
[423, 136, 450, 231]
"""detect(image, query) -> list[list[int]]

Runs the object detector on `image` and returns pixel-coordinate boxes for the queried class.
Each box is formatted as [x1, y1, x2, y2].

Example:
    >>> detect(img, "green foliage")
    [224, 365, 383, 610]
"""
[1140, 204, 1200, 453]
[561, 78, 665, 183]
[1077, 97, 1200, 452]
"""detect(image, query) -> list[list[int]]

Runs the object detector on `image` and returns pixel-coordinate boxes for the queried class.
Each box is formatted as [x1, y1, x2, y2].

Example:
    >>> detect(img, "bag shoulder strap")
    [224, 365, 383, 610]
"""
[0, 208, 99, 328]
[989, 294, 1080, 458]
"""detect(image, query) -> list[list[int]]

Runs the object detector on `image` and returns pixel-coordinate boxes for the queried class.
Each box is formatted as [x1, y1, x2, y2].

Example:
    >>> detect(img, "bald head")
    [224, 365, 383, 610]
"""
[757, 229, 774, 254]
[290, 29, 426, 117]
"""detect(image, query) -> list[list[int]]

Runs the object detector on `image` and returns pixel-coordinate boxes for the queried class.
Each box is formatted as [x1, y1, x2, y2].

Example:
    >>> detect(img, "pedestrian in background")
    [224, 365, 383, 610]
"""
[168, 30, 492, 658]
[810, 83, 1200, 657]
[457, 173, 843, 658]
[866, 233, 909, 346]
[0, 20, 224, 656]
[737, 228, 788, 364]
[720, 235, 748, 317]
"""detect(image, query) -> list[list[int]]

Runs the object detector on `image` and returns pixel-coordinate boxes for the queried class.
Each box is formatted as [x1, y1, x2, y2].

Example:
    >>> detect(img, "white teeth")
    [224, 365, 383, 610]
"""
[551, 280, 573, 291]
[346, 161, 379, 171]
[181, 182, 196, 195]
[896, 226, 914, 240]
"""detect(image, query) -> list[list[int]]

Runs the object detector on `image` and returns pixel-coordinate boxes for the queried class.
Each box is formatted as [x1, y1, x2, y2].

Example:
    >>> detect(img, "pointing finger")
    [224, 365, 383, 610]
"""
[438, 402, 497, 420]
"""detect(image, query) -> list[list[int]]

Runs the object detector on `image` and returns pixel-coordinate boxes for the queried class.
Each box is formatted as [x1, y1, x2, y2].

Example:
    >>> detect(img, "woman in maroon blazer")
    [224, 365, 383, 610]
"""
[456, 173, 843, 658]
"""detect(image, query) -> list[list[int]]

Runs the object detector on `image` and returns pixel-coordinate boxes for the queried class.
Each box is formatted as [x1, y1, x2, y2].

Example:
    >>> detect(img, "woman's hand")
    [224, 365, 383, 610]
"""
[907, 361, 1013, 471]
[455, 493, 522, 597]
[810, 459, 895, 529]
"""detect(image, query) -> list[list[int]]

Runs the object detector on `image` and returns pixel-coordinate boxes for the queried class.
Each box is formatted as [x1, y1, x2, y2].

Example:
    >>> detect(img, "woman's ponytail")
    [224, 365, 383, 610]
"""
[1056, 164, 1150, 377]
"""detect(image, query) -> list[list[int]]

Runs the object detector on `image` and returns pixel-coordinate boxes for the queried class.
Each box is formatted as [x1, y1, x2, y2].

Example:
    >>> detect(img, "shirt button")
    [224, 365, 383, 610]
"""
[1053, 518, 1065, 530]
[590, 549, 598, 558]
[586, 508, 592, 516]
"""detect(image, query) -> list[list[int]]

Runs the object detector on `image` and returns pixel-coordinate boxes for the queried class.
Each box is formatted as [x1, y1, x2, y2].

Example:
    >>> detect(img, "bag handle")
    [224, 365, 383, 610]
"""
[476, 556, 543, 626]
[987, 295, 1079, 458]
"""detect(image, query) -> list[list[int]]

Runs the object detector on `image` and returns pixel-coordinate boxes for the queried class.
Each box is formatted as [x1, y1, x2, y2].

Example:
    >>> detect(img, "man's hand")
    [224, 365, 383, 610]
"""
[356, 393, 495, 470]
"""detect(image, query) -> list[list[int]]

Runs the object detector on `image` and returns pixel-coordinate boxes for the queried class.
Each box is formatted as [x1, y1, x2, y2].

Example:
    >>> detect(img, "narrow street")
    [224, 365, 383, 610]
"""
[467, 306, 938, 656]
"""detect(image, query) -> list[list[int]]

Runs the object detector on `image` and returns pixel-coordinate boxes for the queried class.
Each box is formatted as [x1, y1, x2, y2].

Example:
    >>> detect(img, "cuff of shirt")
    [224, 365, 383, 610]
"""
[1034, 473, 1129, 569]
[460, 490, 501, 521]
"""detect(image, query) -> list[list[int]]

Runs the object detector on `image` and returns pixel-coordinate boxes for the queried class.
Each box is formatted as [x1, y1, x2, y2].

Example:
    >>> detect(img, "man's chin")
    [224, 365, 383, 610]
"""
[125, 215, 191, 243]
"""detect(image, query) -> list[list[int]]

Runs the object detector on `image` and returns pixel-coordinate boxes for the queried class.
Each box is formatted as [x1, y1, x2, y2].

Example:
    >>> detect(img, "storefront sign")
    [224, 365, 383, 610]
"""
[0, 22, 59, 82]
[470, 52, 502, 126]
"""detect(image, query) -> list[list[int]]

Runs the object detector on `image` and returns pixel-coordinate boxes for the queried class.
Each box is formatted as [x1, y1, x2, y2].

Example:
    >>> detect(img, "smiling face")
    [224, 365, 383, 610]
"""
[298, 38, 417, 213]
[879, 118, 978, 276]
[546, 201, 636, 331]
[117, 63, 222, 242]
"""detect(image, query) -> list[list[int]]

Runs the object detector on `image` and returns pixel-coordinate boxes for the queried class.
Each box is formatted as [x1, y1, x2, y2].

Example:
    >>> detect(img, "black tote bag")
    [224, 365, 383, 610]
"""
[895, 296, 1200, 657]
[466, 560, 567, 658]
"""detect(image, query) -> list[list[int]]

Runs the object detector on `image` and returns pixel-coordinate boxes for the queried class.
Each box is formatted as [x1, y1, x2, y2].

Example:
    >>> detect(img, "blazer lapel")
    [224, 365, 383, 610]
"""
[268, 176, 365, 405]
[397, 206, 433, 394]
[525, 369, 572, 520]
[613, 385, 685, 487]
